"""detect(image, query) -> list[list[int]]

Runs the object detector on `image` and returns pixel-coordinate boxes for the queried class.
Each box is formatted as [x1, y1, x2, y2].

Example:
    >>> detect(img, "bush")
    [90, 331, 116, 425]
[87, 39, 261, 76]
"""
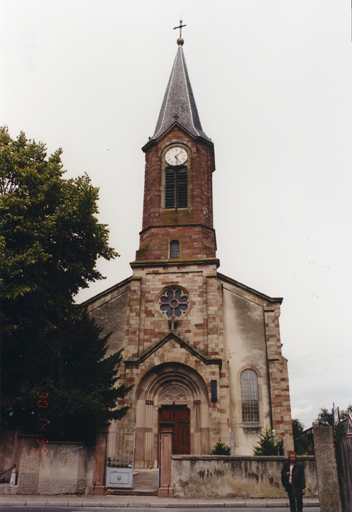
[210, 440, 231, 455]
[253, 428, 278, 456]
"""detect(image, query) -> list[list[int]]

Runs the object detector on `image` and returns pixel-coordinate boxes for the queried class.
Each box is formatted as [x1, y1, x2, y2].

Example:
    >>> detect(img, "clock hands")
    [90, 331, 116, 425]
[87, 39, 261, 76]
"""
[165, 147, 187, 165]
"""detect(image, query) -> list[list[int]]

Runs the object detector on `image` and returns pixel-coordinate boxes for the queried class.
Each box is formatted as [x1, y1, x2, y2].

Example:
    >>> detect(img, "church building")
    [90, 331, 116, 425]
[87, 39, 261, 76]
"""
[85, 35, 294, 469]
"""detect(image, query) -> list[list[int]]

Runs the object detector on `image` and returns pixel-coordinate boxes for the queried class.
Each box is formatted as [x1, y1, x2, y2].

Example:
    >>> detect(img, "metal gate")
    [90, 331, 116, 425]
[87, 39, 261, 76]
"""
[336, 437, 352, 512]
[106, 428, 135, 488]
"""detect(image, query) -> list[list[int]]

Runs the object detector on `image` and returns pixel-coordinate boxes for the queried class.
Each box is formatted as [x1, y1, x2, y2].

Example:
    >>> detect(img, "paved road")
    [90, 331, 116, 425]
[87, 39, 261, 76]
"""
[0, 507, 321, 512]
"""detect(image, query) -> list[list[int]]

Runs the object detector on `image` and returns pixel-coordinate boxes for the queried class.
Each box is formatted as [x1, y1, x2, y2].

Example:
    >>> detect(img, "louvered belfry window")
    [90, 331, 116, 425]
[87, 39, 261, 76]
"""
[165, 166, 188, 209]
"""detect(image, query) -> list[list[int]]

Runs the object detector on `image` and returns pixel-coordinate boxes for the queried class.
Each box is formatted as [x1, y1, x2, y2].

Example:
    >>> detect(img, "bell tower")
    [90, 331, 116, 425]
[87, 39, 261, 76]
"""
[133, 36, 218, 267]
[86, 27, 294, 471]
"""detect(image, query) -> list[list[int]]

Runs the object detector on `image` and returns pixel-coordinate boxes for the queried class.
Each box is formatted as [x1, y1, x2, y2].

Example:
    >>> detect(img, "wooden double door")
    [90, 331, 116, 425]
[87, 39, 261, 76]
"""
[158, 405, 190, 455]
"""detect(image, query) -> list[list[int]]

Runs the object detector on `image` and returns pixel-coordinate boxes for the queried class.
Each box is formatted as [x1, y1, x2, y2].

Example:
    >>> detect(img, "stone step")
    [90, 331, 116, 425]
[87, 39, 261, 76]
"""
[106, 488, 158, 496]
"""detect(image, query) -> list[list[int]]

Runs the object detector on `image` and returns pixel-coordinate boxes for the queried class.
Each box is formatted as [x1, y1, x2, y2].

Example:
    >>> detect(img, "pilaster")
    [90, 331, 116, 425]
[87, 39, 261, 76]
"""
[124, 276, 142, 360]
[264, 304, 293, 450]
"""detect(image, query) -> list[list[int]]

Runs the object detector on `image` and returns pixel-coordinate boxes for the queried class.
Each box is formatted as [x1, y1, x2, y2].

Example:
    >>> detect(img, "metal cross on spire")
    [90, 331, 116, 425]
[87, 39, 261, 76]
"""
[173, 19, 186, 38]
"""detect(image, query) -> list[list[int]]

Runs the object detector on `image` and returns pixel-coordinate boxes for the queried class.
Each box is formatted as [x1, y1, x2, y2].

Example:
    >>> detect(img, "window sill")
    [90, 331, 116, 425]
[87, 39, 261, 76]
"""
[240, 423, 262, 431]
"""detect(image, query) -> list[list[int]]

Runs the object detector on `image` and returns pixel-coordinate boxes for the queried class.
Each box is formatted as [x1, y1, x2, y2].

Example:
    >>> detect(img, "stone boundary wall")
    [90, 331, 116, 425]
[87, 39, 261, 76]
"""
[171, 455, 318, 499]
[0, 432, 94, 495]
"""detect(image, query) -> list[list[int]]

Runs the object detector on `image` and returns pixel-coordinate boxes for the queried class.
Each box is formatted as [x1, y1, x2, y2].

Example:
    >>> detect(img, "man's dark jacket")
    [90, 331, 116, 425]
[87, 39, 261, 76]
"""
[281, 461, 306, 496]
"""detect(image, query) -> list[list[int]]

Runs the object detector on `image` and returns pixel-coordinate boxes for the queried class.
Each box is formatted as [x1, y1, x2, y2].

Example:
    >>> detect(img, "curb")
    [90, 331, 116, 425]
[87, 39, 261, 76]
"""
[0, 498, 321, 508]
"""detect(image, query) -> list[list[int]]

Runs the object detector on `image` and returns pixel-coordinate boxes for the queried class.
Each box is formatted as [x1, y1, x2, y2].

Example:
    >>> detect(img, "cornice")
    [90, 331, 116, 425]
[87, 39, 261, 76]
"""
[138, 223, 216, 237]
[218, 272, 283, 304]
[142, 122, 213, 153]
[130, 258, 220, 269]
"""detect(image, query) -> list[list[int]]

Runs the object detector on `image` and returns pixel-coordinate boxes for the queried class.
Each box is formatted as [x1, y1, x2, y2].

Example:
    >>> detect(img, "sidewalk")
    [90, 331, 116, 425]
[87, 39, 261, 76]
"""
[0, 470, 320, 508]
[0, 493, 321, 508]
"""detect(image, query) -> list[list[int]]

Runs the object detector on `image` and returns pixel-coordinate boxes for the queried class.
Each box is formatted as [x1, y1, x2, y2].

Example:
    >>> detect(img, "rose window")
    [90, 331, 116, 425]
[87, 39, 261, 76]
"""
[159, 288, 189, 319]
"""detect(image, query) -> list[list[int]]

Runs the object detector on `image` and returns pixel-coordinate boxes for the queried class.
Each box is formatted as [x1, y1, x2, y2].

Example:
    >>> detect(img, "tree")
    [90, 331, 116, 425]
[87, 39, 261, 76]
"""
[210, 440, 231, 455]
[292, 418, 311, 455]
[0, 127, 129, 442]
[340, 405, 352, 422]
[5, 308, 131, 443]
[316, 408, 334, 427]
[316, 405, 352, 439]
[292, 418, 304, 437]
[253, 428, 278, 456]
[0, 127, 116, 332]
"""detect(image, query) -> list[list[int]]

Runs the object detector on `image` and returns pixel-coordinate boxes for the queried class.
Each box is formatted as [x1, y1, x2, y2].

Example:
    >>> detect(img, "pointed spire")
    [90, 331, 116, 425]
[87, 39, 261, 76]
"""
[150, 41, 211, 143]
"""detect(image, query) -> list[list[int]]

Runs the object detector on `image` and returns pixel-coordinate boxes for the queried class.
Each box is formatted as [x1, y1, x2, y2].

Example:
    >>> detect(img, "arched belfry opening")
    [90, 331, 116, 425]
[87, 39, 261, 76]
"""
[134, 363, 210, 469]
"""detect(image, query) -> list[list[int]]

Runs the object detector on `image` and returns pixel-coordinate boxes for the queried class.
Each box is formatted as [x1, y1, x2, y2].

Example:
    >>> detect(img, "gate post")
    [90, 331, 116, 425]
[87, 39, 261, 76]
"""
[313, 422, 342, 512]
[88, 429, 108, 495]
[158, 427, 173, 497]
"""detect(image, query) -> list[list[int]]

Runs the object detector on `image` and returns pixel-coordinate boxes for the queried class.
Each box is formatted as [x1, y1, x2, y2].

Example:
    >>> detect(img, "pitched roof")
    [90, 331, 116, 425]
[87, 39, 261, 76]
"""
[149, 42, 211, 143]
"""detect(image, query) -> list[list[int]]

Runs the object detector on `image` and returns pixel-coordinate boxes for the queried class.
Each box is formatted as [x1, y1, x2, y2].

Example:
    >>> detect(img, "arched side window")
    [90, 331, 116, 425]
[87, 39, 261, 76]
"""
[165, 166, 188, 209]
[240, 369, 259, 423]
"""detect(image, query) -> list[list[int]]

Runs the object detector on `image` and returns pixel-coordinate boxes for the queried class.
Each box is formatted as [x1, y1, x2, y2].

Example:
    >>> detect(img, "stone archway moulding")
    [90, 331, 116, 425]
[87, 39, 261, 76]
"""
[134, 363, 210, 468]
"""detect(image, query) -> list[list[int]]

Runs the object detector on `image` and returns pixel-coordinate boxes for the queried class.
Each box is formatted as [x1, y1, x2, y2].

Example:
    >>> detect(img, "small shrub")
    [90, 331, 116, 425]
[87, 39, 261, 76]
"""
[253, 428, 278, 456]
[210, 440, 231, 455]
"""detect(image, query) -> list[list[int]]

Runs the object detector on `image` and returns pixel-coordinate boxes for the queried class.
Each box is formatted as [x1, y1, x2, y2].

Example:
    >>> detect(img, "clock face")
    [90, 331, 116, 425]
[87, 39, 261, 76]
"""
[165, 147, 188, 166]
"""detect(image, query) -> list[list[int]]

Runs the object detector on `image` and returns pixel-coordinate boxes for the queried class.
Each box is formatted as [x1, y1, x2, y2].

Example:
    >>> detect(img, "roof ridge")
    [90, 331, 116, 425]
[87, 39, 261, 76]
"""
[179, 48, 201, 138]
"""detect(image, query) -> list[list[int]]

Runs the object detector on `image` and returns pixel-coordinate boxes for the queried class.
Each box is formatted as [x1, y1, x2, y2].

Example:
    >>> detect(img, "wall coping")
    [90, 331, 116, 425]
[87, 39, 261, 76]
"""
[18, 436, 85, 445]
[172, 455, 316, 462]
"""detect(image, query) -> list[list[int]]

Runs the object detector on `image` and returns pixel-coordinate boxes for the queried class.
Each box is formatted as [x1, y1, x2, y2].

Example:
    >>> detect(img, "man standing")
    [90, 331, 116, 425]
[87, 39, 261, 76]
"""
[281, 450, 306, 512]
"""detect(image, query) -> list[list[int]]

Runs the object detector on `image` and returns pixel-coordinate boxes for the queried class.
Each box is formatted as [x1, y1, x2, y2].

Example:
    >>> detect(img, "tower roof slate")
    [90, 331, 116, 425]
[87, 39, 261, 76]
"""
[149, 43, 211, 144]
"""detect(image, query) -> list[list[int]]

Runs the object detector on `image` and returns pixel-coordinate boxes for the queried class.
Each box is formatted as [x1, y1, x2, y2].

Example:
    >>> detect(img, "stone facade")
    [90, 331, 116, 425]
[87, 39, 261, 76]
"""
[84, 40, 294, 471]
[86, 262, 293, 466]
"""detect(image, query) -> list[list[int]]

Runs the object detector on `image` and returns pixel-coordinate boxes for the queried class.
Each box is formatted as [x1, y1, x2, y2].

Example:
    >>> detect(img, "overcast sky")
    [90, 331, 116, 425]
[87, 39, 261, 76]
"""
[1, 0, 351, 429]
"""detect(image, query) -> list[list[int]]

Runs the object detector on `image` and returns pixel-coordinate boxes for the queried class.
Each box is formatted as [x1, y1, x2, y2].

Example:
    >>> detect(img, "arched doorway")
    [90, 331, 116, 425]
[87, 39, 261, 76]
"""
[134, 363, 209, 468]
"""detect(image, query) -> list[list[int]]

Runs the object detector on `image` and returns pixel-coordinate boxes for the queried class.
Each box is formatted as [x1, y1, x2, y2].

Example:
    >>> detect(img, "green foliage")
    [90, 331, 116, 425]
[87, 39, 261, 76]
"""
[0, 127, 117, 333]
[340, 405, 352, 421]
[316, 405, 352, 439]
[316, 408, 334, 427]
[210, 440, 231, 455]
[3, 308, 131, 443]
[292, 418, 304, 437]
[253, 428, 278, 456]
[0, 127, 129, 443]
[292, 418, 312, 455]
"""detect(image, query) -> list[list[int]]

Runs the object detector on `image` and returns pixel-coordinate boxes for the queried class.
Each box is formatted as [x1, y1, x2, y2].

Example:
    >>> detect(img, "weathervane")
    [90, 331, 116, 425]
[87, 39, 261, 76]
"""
[173, 19, 186, 38]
